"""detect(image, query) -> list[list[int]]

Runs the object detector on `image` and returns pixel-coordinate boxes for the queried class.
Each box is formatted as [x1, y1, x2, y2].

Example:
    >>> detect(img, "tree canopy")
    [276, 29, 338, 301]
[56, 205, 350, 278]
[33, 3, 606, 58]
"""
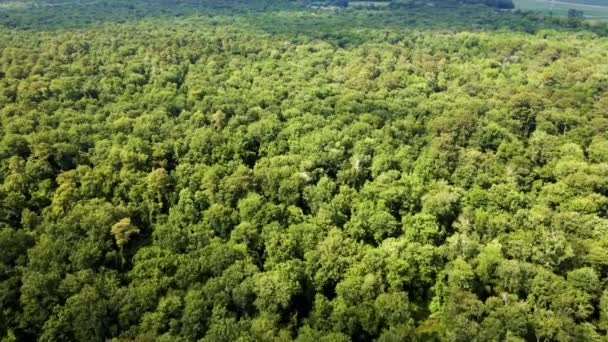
[1, 0, 608, 341]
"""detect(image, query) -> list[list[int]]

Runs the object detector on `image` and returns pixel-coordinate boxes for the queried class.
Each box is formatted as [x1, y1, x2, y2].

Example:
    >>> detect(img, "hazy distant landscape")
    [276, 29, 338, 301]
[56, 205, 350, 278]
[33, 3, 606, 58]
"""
[514, 0, 608, 19]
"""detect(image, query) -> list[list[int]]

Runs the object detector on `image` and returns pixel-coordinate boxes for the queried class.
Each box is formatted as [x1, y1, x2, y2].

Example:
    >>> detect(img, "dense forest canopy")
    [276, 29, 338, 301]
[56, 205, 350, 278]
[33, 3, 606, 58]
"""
[1, 0, 608, 341]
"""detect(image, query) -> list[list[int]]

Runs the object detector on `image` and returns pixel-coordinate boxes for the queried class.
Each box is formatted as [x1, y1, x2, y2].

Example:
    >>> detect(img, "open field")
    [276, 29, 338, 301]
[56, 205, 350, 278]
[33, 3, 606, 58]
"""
[561, 0, 608, 5]
[349, 1, 391, 7]
[514, 0, 608, 19]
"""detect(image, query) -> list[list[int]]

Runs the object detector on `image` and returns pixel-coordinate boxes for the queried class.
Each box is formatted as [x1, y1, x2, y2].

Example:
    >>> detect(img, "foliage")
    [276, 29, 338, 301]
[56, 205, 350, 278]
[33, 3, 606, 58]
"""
[1, 0, 608, 341]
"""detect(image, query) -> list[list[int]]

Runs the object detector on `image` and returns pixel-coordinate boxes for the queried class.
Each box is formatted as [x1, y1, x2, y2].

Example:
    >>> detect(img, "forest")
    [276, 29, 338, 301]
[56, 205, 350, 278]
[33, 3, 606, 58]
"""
[1, 0, 608, 341]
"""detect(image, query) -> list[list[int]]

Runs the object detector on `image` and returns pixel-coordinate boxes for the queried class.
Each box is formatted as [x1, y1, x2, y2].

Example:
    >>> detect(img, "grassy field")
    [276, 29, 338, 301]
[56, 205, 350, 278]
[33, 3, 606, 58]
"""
[514, 0, 608, 19]
[562, 0, 608, 5]
[348, 1, 391, 8]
